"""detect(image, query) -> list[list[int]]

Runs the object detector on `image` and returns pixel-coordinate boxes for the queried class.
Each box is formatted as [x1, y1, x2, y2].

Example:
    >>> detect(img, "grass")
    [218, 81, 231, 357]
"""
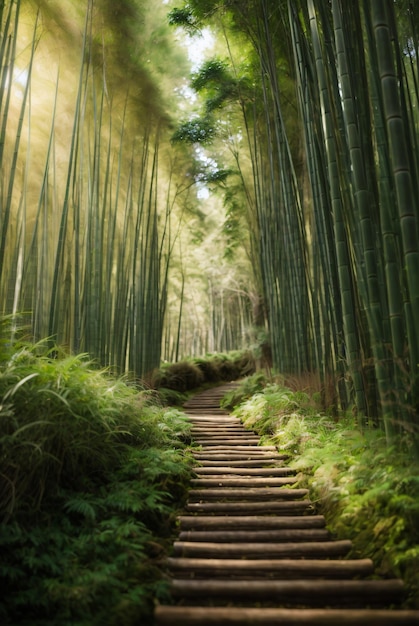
[228, 376, 419, 608]
[0, 326, 194, 625]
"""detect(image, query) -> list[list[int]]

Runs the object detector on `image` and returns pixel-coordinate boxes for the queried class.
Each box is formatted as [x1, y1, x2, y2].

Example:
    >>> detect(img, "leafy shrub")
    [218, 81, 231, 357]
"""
[192, 357, 222, 383]
[152, 349, 256, 396]
[152, 360, 204, 392]
[0, 335, 194, 625]
[221, 372, 268, 410]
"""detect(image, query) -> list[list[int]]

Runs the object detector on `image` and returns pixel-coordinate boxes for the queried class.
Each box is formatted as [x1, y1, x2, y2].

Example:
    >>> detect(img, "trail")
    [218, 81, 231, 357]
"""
[155, 383, 419, 625]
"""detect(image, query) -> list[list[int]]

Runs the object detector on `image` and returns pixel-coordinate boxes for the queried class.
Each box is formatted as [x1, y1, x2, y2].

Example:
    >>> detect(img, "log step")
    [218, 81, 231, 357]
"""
[192, 445, 278, 452]
[187, 415, 239, 420]
[177, 515, 327, 530]
[169, 578, 405, 605]
[190, 477, 297, 487]
[188, 488, 309, 500]
[193, 466, 296, 476]
[194, 458, 289, 467]
[193, 438, 262, 446]
[193, 450, 280, 457]
[155, 606, 419, 625]
[193, 453, 287, 461]
[166, 557, 374, 578]
[172, 539, 352, 558]
[178, 528, 331, 542]
[191, 426, 245, 431]
[185, 500, 312, 514]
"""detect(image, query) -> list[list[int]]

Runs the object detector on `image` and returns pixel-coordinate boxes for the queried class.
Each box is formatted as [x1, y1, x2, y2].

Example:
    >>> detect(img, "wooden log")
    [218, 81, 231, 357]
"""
[188, 488, 309, 500]
[172, 539, 352, 558]
[187, 414, 238, 418]
[190, 427, 245, 431]
[193, 439, 262, 446]
[177, 515, 326, 530]
[193, 447, 270, 453]
[177, 529, 331, 542]
[169, 578, 405, 604]
[155, 606, 419, 625]
[166, 557, 374, 578]
[190, 478, 297, 488]
[195, 444, 277, 450]
[192, 454, 286, 461]
[191, 428, 254, 432]
[192, 432, 255, 437]
[194, 446, 264, 451]
[194, 444, 269, 448]
[191, 422, 245, 427]
[191, 458, 289, 467]
[185, 501, 312, 514]
[194, 447, 276, 453]
[193, 456, 286, 463]
[193, 467, 296, 476]
[189, 425, 241, 429]
[186, 409, 227, 414]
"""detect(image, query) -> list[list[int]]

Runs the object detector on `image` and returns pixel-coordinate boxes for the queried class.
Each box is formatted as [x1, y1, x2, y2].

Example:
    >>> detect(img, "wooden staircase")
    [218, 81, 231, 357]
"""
[154, 384, 419, 625]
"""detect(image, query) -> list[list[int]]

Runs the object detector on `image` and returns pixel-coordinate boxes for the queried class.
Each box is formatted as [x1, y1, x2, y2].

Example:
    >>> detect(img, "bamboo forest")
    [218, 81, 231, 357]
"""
[1, 0, 419, 624]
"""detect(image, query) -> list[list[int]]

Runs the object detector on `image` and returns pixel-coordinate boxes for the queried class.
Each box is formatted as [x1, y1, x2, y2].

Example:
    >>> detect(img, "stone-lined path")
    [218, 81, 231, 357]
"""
[154, 383, 419, 625]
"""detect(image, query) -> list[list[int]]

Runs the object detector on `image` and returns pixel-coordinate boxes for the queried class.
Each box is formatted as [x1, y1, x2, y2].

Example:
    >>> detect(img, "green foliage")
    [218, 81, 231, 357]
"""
[171, 117, 217, 145]
[191, 59, 240, 112]
[153, 350, 256, 396]
[231, 383, 419, 607]
[0, 337, 194, 624]
[167, 6, 199, 33]
[232, 383, 314, 435]
[152, 360, 205, 392]
[220, 371, 268, 409]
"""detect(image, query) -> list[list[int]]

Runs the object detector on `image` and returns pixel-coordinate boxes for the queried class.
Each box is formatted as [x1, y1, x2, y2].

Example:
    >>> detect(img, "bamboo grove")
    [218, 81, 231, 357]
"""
[170, 0, 419, 443]
[0, 0, 257, 377]
[2, 0, 419, 444]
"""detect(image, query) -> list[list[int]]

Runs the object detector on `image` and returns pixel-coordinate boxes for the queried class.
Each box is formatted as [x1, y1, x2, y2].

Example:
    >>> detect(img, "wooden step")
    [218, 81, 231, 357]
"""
[177, 515, 327, 530]
[188, 488, 309, 500]
[189, 424, 250, 429]
[185, 500, 313, 514]
[188, 415, 238, 419]
[193, 466, 296, 476]
[168, 578, 405, 605]
[155, 606, 419, 625]
[193, 438, 262, 446]
[191, 426, 251, 432]
[193, 453, 287, 461]
[178, 528, 331, 542]
[194, 447, 277, 453]
[191, 458, 289, 467]
[166, 557, 374, 578]
[193, 450, 284, 457]
[194, 446, 275, 452]
[172, 539, 352, 558]
[190, 477, 297, 487]
[187, 408, 228, 412]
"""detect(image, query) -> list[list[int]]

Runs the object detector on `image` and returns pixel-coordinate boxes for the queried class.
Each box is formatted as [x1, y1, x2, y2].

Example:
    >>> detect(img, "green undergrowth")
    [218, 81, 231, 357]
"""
[0, 330, 194, 625]
[152, 350, 256, 403]
[229, 380, 419, 608]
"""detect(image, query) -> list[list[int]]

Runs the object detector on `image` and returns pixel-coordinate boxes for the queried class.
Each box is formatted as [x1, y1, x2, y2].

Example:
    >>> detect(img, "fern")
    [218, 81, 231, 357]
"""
[64, 497, 98, 522]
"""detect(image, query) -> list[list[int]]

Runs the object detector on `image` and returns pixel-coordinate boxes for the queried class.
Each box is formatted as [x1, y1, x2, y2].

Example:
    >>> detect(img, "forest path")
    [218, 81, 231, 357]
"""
[154, 383, 419, 625]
